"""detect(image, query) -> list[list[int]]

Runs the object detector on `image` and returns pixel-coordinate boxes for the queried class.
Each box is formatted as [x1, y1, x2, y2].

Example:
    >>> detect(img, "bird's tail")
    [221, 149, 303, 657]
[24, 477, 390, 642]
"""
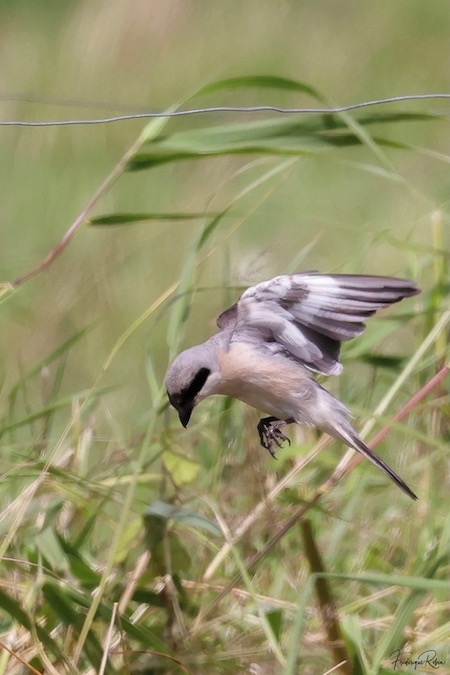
[328, 418, 417, 501]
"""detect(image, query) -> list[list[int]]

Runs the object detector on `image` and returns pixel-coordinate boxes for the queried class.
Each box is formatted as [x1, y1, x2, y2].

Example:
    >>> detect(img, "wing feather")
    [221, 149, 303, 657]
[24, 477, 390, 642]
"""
[222, 273, 419, 375]
[216, 303, 238, 330]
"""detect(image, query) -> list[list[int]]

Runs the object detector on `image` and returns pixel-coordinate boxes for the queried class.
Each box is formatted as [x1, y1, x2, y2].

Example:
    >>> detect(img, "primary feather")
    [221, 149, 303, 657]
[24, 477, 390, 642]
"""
[217, 273, 419, 375]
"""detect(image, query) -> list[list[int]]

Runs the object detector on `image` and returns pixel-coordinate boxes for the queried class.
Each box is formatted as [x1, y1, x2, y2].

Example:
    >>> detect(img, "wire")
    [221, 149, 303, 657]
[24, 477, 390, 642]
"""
[0, 93, 449, 127]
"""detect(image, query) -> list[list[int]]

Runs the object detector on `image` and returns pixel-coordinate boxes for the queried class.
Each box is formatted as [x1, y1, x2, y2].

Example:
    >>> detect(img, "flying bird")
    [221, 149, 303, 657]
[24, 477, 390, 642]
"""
[166, 272, 419, 500]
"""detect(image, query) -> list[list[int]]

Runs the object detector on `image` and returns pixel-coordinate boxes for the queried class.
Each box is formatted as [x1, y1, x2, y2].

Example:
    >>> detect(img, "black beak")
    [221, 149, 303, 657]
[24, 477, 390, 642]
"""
[178, 406, 193, 428]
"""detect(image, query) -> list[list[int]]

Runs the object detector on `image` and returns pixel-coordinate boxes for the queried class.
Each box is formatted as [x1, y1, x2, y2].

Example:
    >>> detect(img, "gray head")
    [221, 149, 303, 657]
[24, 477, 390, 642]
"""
[166, 342, 221, 428]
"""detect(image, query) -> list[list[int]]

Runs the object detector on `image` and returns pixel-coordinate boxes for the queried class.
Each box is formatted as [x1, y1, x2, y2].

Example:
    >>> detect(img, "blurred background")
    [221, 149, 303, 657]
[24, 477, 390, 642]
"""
[0, 2, 448, 673]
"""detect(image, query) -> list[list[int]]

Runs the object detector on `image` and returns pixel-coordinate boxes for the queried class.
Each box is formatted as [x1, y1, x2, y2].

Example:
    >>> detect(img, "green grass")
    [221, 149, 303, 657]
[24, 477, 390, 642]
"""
[0, 3, 449, 673]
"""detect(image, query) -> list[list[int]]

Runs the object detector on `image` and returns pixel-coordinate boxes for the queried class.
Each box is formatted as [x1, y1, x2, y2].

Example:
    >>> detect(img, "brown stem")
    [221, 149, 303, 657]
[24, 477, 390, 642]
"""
[300, 520, 352, 675]
[335, 364, 449, 480]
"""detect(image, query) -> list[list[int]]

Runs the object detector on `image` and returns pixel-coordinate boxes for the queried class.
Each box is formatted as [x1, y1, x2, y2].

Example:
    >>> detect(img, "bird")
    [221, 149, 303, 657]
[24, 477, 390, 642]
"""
[166, 272, 420, 500]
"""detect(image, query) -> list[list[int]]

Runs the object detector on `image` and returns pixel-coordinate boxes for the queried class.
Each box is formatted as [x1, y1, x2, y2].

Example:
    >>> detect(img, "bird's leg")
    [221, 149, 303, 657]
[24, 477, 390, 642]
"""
[257, 417, 294, 458]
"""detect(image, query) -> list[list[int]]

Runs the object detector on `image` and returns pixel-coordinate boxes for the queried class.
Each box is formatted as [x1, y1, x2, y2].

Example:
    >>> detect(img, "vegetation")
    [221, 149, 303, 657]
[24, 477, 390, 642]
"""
[0, 3, 448, 673]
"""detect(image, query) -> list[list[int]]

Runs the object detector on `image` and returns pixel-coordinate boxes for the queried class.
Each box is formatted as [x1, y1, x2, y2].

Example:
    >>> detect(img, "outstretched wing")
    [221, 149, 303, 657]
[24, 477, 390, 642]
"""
[216, 302, 238, 330]
[217, 273, 419, 375]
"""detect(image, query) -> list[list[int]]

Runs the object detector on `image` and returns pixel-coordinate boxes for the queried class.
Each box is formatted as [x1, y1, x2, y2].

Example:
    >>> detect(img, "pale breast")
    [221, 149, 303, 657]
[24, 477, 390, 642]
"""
[216, 342, 315, 419]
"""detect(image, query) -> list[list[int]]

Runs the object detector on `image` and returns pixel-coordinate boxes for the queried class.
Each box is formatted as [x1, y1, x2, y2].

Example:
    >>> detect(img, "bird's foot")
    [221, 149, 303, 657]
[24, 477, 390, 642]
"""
[257, 417, 292, 458]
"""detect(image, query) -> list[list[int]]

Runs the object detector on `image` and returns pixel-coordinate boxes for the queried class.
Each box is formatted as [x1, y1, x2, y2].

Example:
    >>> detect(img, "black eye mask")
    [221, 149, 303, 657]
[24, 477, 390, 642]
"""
[174, 367, 211, 409]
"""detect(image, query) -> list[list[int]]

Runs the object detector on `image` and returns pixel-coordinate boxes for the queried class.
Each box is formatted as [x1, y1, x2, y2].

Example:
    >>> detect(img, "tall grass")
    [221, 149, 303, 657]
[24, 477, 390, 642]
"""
[0, 18, 449, 675]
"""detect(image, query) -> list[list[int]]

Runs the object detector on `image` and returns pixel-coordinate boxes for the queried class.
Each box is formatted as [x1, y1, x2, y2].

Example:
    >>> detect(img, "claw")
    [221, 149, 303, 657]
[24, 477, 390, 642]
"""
[257, 417, 292, 458]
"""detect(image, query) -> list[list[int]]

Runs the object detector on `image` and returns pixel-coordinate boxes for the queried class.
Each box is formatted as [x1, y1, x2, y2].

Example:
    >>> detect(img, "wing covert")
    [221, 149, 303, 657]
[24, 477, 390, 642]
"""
[229, 273, 419, 375]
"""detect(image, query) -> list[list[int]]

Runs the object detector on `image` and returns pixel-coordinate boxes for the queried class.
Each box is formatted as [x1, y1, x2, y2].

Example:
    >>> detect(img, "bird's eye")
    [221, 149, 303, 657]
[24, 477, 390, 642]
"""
[168, 391, 181, 408]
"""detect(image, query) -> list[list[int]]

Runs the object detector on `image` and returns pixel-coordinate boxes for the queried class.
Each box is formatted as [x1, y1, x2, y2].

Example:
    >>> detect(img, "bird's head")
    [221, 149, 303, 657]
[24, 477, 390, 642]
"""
[165, 344, 220, 428]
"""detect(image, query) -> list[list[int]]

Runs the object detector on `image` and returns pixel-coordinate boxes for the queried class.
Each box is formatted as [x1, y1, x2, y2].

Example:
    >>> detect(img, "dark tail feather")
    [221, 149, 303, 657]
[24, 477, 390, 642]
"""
[333, 422, 417, 501]
[350, 434, 417, 501]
